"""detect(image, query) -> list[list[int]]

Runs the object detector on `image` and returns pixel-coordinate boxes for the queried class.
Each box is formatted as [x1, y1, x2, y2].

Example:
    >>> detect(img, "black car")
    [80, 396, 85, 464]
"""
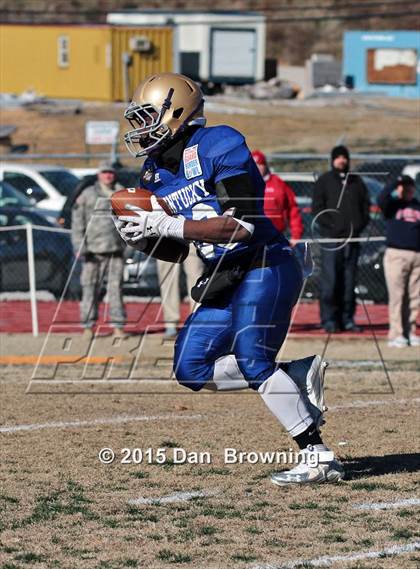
[0, 205, 78, 299]
[0, 179, 34, 209]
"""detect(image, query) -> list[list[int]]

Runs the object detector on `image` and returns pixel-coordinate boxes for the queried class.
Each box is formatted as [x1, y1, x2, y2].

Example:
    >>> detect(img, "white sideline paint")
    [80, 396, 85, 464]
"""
[129, 490, 218, 506]
[250, 541, 420, 569]
[329, 397, 420, 411]
[0, 414, 202, 434]
[2, 397, 416, 435]
[331, 360, 383, 368]
[353, 498, 420, 511]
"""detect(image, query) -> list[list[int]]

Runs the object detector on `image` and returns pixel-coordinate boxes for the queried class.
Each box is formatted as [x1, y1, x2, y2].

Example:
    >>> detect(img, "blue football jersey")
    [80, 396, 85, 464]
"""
[140, 125, 288, 264]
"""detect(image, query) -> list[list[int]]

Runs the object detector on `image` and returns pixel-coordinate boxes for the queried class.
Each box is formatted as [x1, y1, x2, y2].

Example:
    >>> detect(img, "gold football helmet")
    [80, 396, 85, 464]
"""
[124, 72, 205, 157]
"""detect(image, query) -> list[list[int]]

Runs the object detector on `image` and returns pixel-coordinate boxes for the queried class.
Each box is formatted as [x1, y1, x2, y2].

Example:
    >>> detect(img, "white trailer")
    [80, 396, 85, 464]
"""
[107, 11, 266, 88]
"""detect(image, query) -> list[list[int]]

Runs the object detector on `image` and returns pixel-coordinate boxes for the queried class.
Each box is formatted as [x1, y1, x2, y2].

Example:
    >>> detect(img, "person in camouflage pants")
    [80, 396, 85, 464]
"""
[71, 162, 126, 338]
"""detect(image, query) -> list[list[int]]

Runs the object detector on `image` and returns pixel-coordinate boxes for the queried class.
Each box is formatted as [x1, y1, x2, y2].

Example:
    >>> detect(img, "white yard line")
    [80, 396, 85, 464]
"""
[2, 395, 418, 435]
[353, 498, 420, 511]
[129, 490, 219, 506]
[0, 414, 202, 434]
[329, 397, 420, 411]
[251, 541, 420, 568]
[330, 360, 383, 367]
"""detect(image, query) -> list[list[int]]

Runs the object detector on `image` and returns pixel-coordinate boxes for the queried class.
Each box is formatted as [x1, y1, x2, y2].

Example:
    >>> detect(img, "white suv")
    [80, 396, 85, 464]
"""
[0, 163, 80, 213]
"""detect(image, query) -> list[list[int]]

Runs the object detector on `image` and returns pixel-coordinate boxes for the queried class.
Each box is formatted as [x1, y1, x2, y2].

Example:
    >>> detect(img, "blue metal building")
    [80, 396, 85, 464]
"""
[343, 30, 420, 99]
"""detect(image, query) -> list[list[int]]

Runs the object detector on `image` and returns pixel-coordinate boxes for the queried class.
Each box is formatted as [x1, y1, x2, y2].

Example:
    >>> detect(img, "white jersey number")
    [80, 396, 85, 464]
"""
[191, 203, 239, 260]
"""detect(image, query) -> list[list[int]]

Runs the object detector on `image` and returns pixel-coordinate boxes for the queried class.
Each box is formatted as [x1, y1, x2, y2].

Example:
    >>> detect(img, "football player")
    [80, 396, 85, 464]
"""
[114, 72, 344, 485]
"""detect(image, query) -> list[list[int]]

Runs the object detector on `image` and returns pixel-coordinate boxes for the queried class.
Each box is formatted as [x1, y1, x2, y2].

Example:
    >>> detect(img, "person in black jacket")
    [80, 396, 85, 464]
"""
[378, 175, 420, 348]
[312, 145, 370, 333]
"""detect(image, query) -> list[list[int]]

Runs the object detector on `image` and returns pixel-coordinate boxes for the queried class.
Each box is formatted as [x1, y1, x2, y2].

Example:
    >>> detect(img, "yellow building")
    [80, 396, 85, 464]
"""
[0, 24, 173, 101]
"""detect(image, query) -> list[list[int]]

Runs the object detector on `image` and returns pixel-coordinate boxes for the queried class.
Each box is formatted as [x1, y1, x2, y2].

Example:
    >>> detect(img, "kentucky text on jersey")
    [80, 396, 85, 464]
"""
[161, 179, 209, 213]
[141, 124, 288, 263]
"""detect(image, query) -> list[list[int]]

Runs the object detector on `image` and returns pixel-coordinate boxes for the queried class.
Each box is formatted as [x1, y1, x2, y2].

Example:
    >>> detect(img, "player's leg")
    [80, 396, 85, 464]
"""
[173, 301, 233, 391]
[281, 356, 328, 428]
[204, 354, 249, 391]
[206, 347, 329, 416]
[80, 255, 100, 332]
[107, 253, 126, 332]
[278, 242, 328, 422]
[319, 246, 339, 332]
[173, 295, 260, 391]
[407, 251, 420, 346]
[157, 259, 181, 337]
[172, 287, 318, 395]
[231, 250, 343, 484]
[383, 248, 408, 345]
[342, 242, 360, 330]
[201, 243, 328, 413]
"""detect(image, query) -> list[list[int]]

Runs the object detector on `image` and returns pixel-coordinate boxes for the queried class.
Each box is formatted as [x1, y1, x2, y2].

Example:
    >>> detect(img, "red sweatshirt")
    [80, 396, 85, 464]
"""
[263, 173, 304, 240]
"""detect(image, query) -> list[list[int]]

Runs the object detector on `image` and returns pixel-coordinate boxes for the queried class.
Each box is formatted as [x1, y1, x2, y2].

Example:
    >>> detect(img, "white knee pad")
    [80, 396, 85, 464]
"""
[203, 354, 249, 391]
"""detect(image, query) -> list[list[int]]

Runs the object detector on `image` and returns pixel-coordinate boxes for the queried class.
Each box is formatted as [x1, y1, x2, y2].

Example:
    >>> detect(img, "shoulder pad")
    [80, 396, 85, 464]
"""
[197, 126, 245, 159]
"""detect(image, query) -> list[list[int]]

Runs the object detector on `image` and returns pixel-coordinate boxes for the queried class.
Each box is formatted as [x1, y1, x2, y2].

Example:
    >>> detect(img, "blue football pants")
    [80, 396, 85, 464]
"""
[174, 248, 302, 391]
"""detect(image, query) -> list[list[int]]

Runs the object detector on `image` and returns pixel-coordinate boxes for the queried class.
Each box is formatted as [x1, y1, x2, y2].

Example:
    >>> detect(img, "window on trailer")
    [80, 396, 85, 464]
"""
[57, 35, 70, 68]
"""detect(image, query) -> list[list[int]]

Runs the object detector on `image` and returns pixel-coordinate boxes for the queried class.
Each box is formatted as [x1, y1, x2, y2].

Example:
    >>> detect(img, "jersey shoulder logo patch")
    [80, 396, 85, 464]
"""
[183, 144, 203, 180]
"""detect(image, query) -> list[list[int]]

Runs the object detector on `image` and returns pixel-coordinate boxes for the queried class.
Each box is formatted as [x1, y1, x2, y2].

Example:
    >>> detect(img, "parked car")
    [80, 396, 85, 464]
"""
[0, 205, 78, 299]
[70, 167, 98, 179]
[0, 179, 59, 225]
[0, 163, 80, 212]
[123, 250, 160, 297]
[0, 179, 33, 209]
[122, 249, 188, 298]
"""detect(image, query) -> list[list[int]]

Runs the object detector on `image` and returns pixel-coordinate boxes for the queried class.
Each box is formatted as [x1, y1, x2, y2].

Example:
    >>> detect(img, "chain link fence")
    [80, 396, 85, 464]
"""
[1, 153, 419, 334]
[269, 153, 419, 304]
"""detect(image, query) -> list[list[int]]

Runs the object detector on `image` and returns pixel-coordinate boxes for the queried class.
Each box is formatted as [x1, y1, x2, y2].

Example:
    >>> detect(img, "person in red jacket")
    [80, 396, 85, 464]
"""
[252, 150, 304, 243]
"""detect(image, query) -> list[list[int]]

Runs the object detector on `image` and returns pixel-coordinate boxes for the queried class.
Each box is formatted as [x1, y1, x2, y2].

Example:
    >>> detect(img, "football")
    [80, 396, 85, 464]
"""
[111, 187, 189, 263]
[111, 187, 172, 217]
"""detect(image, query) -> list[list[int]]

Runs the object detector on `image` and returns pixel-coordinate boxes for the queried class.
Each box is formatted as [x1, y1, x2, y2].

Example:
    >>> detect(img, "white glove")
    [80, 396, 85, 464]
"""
[112, 214, 147, 248]
[119, 196, 185, 240]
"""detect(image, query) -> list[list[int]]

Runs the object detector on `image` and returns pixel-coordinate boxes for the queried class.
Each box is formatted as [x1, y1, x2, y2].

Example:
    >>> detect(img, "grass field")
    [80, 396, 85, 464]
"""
[1, 334, 419, 569]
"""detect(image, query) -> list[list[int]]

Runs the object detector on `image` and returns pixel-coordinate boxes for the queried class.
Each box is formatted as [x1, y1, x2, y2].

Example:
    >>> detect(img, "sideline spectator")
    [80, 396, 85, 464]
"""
[71, 162, 126, 339]
[378, 175, 420, 347]
[58, 174, 96, 228]
[252, 150, 303, 243]
[58, 160, 126, 228]
[157, 249, 204, 338]
[312, 145, 370, 333]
